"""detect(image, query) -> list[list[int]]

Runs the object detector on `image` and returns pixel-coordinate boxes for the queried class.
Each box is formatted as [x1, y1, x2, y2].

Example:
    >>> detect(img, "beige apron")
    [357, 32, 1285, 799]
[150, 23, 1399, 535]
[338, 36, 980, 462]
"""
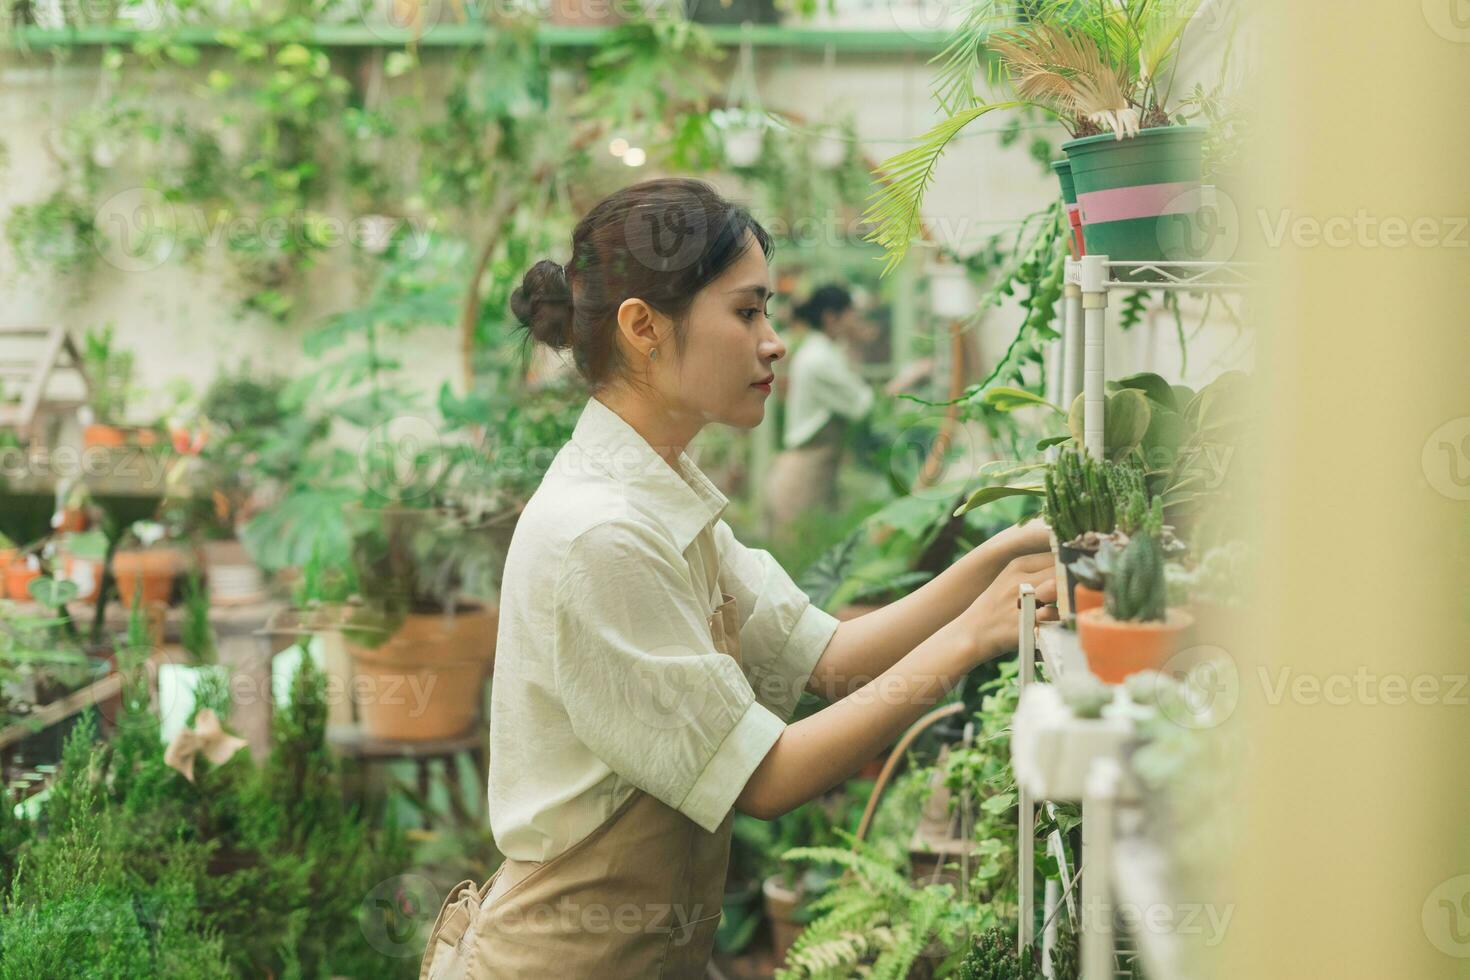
[421, 592, 745, 980]
[764, 415, 847, 541]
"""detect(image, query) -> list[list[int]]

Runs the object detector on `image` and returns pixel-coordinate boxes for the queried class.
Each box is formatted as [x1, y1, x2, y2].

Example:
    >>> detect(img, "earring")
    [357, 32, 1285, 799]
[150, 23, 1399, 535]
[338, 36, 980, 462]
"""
[649, 347, 659, 361]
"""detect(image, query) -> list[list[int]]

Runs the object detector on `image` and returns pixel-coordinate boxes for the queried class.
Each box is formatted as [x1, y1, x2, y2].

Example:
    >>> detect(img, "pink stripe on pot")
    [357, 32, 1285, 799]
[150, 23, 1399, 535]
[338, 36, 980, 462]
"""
[1076, 180, 1198, 225]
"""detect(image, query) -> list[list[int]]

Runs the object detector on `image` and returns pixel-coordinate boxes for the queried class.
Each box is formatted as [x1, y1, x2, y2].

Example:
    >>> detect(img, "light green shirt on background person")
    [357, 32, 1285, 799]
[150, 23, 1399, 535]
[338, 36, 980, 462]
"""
[488, 396, 841, 862]
[781, 329, 876, 450]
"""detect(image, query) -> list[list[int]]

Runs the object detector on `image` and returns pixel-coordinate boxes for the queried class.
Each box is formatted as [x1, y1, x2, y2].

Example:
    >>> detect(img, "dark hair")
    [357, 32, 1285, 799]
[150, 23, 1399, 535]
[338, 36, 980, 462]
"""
[794, 284, 853, 332]
[510, 178, 773, 387]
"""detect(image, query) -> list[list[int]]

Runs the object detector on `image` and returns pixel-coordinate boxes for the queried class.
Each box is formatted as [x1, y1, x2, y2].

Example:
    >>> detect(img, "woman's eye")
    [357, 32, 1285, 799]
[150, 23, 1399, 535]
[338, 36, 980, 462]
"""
[740, 308, 760, 321]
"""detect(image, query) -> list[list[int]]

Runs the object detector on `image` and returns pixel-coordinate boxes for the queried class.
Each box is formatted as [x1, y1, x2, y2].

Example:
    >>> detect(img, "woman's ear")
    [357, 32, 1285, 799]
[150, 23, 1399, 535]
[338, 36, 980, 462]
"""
[616, 297, 664, 359]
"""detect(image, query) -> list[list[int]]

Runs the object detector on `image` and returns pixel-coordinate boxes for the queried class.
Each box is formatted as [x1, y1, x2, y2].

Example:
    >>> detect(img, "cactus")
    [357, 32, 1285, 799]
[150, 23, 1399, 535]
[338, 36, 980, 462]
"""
[1104, 530, 1167, 622]
[1044, 448, 1147, 543]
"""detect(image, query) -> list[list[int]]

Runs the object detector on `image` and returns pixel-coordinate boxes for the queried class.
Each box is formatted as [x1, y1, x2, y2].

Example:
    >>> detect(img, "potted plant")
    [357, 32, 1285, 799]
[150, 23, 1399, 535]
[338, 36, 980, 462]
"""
[1078, 529, 1193, 684]
[866, 0, 1217, 272]
[340, 501, 503, 742]
[79, 323, 157, 449]
[1044, 447, 1147, 616]
[112, 521, 184, 608]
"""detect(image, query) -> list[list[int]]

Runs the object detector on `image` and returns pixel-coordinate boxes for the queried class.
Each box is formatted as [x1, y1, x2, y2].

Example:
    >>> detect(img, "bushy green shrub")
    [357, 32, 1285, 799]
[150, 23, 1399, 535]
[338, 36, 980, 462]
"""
[0, 647, 412, 978]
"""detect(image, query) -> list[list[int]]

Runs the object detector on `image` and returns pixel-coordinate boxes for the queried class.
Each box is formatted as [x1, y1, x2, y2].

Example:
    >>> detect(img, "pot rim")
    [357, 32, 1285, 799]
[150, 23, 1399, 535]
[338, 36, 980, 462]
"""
[1060, 123, 1207, 155]
[1078, 607, 1194, 632]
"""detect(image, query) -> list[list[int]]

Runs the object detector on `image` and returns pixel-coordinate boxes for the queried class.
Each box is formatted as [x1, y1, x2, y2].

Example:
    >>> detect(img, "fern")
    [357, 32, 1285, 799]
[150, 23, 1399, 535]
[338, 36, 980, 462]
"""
[862, 102, 1024, 276]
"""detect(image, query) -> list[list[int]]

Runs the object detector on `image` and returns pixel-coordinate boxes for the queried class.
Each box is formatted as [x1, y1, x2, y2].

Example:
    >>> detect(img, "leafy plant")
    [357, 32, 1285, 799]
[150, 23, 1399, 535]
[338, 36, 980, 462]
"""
[179, 571, 216, 666]
[956, 926, 1039, 980]
[868, 0, 1210, 271]
[80, 323, 136, 426]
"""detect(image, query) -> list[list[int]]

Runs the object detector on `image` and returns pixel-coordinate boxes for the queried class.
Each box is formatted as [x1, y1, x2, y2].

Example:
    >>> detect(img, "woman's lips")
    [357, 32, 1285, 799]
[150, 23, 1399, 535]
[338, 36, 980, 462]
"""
[751, 375, 773, 393]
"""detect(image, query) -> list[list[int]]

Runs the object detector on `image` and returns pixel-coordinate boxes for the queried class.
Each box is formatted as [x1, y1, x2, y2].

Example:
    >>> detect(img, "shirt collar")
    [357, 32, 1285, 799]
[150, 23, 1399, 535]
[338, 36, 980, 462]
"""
[569, 396, 729, 552]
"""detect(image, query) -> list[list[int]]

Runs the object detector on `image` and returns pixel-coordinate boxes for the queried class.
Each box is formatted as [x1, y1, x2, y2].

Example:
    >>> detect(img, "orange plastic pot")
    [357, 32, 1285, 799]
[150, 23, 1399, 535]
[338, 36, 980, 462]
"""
[1078, 608, 1194, 684]
[344, 605, 498, 741]
[113, 548, 180, 606]
[1073, 584, 1104, 614]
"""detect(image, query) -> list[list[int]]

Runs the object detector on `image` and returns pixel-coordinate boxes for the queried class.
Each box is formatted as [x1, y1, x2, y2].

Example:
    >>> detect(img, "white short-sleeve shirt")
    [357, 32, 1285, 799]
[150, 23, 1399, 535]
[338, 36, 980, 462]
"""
[488, 396, 841, 861]
[782, 330, 875, 449]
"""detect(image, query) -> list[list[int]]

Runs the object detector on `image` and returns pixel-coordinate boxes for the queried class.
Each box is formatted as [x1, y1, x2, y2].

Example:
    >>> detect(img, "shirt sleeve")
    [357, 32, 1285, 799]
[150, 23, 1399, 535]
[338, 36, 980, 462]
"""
[553, 519, 785, 833]
[713, 520, 841, 721]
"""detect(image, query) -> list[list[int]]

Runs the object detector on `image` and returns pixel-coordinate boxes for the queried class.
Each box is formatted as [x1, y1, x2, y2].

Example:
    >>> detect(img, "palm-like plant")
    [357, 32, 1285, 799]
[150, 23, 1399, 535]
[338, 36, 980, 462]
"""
[866, 0, 1204, 273]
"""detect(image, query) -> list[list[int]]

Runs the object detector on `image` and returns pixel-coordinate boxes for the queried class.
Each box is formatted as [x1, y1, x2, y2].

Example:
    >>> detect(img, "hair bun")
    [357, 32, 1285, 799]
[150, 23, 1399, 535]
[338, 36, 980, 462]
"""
[511, 259, 574, 350]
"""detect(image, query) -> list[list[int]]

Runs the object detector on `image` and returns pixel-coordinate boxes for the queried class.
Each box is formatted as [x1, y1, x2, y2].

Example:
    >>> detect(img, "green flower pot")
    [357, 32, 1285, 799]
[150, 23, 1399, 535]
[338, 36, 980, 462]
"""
[1062, 125, 1208, 269]
[1051, 159, 1085, 259]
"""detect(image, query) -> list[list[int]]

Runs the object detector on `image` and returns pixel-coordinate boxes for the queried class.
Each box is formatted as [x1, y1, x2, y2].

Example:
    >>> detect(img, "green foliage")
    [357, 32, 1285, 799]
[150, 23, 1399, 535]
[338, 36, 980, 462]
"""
[1105, 530, 1167, 622]
[775, 840, 975, 980]
[957, 927, 1039, 980]
[81, 323, 136, 425]
[1044, 449, 1146, 543]
[180, 571, 217, 666]
[0, 655, 412, 978]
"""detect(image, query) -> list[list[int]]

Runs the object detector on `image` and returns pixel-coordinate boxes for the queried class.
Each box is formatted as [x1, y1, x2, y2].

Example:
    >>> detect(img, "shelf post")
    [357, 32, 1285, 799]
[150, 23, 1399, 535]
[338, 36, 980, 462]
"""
[1079, 254, 1108, 460]
[1017, 584, 1037, 957]
[1062, 266, 1083, 408]
[1081, 757, 1121, 980]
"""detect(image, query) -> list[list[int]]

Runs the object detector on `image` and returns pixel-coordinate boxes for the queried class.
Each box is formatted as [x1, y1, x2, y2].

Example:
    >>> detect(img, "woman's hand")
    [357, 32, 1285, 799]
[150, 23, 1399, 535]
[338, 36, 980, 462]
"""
[982, 519, 1053, 567]
[956, 552, 1059, 666]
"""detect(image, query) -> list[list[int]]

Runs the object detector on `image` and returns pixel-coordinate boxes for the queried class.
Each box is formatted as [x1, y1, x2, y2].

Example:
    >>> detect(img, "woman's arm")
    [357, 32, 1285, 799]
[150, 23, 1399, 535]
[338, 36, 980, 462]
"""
[734, 550, 1057, 820]
[804, 522, 1053, 701]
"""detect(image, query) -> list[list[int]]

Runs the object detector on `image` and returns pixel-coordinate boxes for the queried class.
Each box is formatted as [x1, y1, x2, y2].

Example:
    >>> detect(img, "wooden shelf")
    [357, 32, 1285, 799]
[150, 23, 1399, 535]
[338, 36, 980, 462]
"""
[1036, 621, 1088, 681]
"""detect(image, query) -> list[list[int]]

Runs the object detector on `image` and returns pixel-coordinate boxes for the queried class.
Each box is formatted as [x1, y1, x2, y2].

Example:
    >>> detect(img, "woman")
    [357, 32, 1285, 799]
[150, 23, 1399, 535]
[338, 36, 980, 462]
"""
[763, 284, 872, 539]
[420, 179, 1056, 980]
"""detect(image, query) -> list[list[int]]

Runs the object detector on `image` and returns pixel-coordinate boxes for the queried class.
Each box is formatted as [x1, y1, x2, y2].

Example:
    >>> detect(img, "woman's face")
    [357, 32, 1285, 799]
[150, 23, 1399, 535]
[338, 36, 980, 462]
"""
[658, 233, 786, 430]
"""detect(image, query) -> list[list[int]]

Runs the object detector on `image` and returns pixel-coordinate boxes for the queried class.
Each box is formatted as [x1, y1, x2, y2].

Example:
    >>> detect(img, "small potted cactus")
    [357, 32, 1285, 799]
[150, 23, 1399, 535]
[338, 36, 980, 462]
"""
[1044, 448, 1145, 616]
[1077, 529, 1193, 684]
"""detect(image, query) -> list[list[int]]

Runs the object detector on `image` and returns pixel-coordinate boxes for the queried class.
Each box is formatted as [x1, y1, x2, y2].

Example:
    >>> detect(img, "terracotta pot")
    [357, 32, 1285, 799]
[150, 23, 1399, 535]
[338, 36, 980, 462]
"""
[344, 604, 498, 741]
[1073, 584, 1104, 614]
[83, 424, 159, 449]
[763, 875, 804, 966]
[113, 547, 180, 606]
[54, 507, 88, 533]
[1078, 608, 1194, 683]
[5, 554, 39, 601]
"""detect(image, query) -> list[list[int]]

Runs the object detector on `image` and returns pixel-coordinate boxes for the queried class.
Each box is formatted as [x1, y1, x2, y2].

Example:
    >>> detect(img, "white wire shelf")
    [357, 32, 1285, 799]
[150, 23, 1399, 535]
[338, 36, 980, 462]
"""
[1064, 258, 1256, 292]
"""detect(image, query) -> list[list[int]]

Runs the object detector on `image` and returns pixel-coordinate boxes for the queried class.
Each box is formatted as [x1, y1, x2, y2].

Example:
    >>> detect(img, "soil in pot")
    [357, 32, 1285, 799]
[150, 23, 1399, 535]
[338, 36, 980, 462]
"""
[344, 603, 498, 741]
[1078, 607, 1194, 683]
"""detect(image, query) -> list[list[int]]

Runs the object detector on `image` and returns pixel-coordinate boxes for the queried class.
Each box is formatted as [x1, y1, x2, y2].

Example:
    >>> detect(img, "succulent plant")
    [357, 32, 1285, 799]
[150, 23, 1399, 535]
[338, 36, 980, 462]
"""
[1058, 673, 1113, 719]
[1104, 531, 1167, 623]
[1044, 448, 1147, 544]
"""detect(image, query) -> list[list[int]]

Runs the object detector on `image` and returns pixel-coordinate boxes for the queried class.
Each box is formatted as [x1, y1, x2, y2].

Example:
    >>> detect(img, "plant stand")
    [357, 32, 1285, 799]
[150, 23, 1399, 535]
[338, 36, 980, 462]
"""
[1014, 256, 1253, 977]
[326, 723, 488, 831]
